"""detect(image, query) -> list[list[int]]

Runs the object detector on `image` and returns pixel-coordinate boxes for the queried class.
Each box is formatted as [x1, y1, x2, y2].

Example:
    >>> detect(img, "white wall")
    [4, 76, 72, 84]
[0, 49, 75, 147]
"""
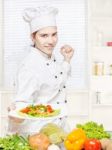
[0, 0, 3, 136]
[0, 0, 3, 87]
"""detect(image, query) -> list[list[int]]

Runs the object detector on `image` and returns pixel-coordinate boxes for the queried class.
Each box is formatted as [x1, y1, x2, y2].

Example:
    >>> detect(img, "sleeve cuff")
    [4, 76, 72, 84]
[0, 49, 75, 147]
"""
[62, 61, 71, 75]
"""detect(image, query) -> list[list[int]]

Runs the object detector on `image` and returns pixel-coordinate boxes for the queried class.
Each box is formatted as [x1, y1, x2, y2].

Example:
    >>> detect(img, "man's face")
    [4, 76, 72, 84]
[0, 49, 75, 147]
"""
[32, 26, 58, 57]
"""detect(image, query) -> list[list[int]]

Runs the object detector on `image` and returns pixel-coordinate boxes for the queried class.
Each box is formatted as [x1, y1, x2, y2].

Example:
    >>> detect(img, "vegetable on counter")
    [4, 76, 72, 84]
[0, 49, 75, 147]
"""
[40, 123, 67, 144]
[106, 142, 112, 150]
[28, 133, 50, 150]
[47, 144, 61, 150]
[76, 121, 111, 139]
[100, 138, 112, 150]
[0, 134, 31, 150]
[64, 128, 86, 150]
[84, 139, 101, 150]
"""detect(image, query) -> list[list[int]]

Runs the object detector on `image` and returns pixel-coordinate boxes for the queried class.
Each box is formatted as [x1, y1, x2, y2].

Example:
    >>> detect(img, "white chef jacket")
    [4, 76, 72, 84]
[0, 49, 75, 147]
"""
[8, 46, 71, 135]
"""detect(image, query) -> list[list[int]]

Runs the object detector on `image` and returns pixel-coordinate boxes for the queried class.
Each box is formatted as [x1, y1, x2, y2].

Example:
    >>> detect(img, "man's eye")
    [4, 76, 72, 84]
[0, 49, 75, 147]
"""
[53, 33, 57, 36]
[41, 34, 48, 37]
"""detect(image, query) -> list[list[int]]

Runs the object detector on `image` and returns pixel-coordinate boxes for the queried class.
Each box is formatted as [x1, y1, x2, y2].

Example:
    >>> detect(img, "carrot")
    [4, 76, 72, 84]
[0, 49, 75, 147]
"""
[20, 107, 30, 113]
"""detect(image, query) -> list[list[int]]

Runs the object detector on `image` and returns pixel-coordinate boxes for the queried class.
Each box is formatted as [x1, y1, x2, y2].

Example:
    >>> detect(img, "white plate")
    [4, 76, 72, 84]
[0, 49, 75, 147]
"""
[8, 103, 67, 120]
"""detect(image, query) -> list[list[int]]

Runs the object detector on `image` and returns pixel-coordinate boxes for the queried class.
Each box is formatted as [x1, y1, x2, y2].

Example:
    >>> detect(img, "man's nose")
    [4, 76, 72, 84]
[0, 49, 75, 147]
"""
[47, 36, 54, 44]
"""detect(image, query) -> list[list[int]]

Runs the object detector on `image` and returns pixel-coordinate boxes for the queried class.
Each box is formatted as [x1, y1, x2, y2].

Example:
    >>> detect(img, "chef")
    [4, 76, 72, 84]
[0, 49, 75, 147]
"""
[8, 6, 74, 135]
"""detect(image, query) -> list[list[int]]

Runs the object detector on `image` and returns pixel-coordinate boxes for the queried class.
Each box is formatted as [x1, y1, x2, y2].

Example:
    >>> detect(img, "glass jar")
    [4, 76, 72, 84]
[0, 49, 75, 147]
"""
[94, 61, 104, 76]
[96, 91, 101, 104]
[109, 64, 112, 75]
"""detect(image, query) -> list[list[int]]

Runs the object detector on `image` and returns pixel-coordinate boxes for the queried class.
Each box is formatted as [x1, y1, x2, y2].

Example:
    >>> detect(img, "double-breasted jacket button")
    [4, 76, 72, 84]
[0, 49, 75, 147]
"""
[46, 63, 49, 66]
[58, 89, 61, 92]
[54, 59, 56, 62]
[65, 100, 67, 103]
[55, 75, 57, 78]
[63, 85, 66, 88]
[57, 101, 59, 104]
[60, 72, 63, 75]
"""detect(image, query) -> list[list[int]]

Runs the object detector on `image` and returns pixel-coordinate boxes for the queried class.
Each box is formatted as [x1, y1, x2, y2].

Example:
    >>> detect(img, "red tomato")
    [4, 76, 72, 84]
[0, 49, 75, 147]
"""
[46, 105, 53, 113]
[20, 107, 30, 113]
[84, 139, 101, 150]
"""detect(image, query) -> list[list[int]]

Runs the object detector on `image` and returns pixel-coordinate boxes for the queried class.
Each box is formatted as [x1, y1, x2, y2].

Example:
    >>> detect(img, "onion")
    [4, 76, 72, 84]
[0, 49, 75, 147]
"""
[48, 144, 61, 150]
[28, 133, 50, 150]
[107, 143, 112, 150]
[100, 138, 112, 149]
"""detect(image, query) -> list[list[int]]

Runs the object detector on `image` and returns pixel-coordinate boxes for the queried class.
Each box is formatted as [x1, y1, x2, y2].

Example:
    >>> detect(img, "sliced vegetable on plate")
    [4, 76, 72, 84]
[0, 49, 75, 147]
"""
[18, 104, 60, 118]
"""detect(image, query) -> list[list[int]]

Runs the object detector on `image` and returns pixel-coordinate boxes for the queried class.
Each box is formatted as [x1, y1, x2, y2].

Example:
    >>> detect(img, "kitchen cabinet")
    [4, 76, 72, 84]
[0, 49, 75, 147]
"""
[88, 0, 112, 131]
[68, 0, 112, 131]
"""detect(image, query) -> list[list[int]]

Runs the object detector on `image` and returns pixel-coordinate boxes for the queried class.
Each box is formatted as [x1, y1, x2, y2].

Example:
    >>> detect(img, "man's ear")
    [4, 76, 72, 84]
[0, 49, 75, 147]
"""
[31, 34, 34, 42]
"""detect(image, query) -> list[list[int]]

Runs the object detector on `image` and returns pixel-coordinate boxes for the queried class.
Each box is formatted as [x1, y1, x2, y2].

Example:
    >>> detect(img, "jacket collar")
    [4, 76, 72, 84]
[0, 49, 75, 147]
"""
[30, 46, 55, 62]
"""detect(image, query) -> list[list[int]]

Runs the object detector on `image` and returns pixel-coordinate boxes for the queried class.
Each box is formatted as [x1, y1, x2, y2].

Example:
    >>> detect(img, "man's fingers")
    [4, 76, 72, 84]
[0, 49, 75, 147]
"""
[7, 107, 11, 112]
[9, 116, 25, 123]
[7, 103, 16, 112]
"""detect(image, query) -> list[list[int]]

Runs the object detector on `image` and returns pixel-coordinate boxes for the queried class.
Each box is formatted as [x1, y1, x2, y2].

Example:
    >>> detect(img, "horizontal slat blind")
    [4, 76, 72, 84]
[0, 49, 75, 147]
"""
[3, 0, 88, 90]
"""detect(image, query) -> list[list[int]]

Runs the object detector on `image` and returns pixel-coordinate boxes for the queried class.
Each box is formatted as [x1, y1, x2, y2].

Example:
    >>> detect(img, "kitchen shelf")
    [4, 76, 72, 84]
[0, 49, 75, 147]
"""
[93, 46, 112, 50]
[89, 0, 112, 131]
[91, 76, 112, 91]
[92, 75, 112, 79]
[92, 16, 112, 22]
[92, 47, 112, 62]
[0, 89, 15, 93]
[91, 75, 112, 83]
[93, 104, 112, 107]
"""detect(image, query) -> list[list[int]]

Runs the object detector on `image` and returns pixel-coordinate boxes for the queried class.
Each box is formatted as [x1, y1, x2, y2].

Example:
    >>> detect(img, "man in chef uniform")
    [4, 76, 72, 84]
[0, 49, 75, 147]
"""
[8, 6, 74, 136]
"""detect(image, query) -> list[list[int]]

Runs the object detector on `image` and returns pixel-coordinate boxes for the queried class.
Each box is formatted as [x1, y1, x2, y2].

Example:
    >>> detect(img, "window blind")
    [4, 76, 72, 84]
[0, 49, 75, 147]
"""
[3, 0, 88, 90]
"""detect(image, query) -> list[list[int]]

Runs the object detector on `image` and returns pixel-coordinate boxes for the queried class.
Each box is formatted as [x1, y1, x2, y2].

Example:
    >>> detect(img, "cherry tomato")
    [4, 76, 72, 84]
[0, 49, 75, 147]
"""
[84, 139, 101, 150]
[46, 105, 53, 113]
[20, 107, 30, 113]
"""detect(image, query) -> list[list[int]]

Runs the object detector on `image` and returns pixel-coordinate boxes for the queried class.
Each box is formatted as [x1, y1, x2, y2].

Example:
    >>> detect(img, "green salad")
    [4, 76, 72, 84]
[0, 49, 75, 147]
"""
[18, 104, 60, 118]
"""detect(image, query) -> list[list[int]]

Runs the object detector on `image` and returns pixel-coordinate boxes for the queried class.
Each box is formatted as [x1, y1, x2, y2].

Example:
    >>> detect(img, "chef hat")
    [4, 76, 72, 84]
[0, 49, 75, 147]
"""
[23, 6, 58, 33]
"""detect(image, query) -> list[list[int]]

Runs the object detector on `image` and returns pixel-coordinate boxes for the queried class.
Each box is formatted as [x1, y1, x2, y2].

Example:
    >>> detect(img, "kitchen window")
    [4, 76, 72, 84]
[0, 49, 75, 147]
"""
[2, 0, 88, 90]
